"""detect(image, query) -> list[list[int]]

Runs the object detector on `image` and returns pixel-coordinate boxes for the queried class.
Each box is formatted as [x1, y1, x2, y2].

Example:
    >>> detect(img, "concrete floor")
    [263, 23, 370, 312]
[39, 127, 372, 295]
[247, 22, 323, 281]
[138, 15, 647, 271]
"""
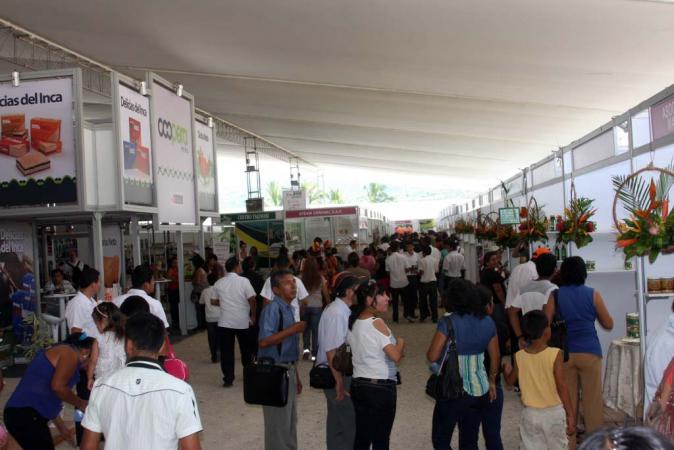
[1, 313, 625, 449]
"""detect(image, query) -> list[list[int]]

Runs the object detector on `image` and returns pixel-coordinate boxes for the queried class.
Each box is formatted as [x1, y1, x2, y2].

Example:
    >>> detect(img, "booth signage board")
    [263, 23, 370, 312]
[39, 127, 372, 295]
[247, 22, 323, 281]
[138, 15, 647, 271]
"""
[0, 222, 36, 343]
[151, 82, 197, 225]
[285, 207, 358, 219]
[650, 94, 674, 141]
[282, 189, 306, 211]
[0, 77, 77, 206]
[102, 224, 122, 290]
[195, 121, 216, 211]
[499, 207, 521, 225]
[222, 212, 280, 222]
[116, 81, 153, 205]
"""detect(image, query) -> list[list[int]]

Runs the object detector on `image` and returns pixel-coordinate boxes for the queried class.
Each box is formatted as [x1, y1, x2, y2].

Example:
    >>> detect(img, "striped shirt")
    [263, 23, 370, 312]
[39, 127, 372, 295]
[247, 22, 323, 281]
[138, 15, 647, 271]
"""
[458, 354, 489, 396]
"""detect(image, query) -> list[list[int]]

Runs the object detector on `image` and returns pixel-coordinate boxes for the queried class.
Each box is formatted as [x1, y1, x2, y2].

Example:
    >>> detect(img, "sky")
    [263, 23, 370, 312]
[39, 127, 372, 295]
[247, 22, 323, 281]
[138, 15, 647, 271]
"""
[217, 152, 482, 220]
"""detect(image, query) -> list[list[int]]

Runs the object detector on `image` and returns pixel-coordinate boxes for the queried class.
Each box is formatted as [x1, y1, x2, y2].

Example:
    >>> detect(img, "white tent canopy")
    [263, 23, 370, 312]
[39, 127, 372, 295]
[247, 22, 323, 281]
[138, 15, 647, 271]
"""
[2, 0, 674, 188]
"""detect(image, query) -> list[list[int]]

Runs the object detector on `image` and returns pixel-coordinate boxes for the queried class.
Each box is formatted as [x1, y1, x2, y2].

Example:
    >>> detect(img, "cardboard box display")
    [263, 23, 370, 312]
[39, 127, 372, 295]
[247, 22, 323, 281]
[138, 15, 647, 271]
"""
[37, 140, 62, 155]
[1, 114, 25, 137]
[129, 118, 142, 145]
[134, 145, 150, 175]
[0, 137, 29, 157]
[16, 152, 50, 176]
[30, 118, 61, 150]
[123, 141, 136, 170]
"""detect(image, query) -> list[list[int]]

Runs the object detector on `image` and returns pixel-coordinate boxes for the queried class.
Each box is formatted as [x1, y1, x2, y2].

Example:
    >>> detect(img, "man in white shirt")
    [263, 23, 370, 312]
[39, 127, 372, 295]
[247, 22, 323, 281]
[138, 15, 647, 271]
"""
[113, 265, 169, 328]
[199, 273, 220, 363]
[377, 237, 390, 253]
[508, 252, 558, 350]
[81, 313, 202, 450]
[505, 249, 540, 309]
[442, 240, 465, 288]
[211, 257, 257, 387]
[385, 241, 408, 323]
[65, 267, 100, 337]
[418, 246, 439, 323]
[260, 256, 309, 322]
[402, 242, 420, 321]
[316, 274, 359, 450]
[644, 304, 674, 415]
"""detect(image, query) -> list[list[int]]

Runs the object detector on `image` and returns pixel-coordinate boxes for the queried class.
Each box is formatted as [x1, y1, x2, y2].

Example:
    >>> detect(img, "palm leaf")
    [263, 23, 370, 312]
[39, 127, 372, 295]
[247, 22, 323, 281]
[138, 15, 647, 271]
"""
[655, 160, 674, 201]
[612, 174, 650, 215]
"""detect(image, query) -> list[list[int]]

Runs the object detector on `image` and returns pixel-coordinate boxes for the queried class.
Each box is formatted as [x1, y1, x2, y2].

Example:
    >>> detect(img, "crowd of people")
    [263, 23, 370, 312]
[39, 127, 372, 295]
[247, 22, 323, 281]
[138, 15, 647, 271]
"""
[4, 230, 674, 449]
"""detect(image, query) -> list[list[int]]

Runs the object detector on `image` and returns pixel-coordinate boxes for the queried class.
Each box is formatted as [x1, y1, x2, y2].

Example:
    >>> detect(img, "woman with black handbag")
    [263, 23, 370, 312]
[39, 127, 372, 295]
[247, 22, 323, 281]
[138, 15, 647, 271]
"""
[348, 282, 406, 450]
[544, 256, 613, 450]
[426, 279, 500, 450]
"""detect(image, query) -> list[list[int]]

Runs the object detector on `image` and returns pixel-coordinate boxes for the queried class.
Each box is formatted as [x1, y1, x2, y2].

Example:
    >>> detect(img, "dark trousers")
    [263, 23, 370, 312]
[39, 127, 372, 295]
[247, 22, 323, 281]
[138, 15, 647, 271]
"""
[404, 276, 418, 317]
[168, 288, 180, 329]
[196, 303, 206, 329]
[218, 326, 254, 384]
[206, 321, 219, 360]
[75, 368, 90, 444]
[390, 287, 405, 322]
[302, 306, 322, 356]
[481, 385, 504, 450]
[5, 407, 53, 450]
[432, 394, 489, 450]
[419, 280, 438, 321]
[351, 379, 397, 450]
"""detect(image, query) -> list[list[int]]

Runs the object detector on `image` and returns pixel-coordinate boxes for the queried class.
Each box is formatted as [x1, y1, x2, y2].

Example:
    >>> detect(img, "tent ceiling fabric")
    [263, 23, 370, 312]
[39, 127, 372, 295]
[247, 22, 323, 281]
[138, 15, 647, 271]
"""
[3, 0, 674, 185]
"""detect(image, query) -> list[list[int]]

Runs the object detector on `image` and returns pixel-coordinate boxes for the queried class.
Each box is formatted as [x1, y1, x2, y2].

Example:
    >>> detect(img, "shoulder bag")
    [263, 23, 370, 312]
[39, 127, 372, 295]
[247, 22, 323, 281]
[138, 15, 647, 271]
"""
[332, 343, 353, 376]
[163, 338, 190, 381]
[426, 315, 465, 400]
[548, 289, 569, 362]
[243, 308, 290, 407]
[309, 363, 336, 389]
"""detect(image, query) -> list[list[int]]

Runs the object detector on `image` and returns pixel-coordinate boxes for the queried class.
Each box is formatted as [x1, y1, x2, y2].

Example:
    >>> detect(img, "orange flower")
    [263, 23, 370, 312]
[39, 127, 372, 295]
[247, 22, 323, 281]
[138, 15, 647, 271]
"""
[616, 238, 637, 248]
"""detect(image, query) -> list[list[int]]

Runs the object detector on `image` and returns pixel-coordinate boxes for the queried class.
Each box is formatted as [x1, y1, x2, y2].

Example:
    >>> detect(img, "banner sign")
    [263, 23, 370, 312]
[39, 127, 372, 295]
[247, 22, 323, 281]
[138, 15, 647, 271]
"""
[499, 207, 521, 225]
[282, 189, 306, 211]
[651, 94, 674, 141]
[0, 78, 77, 206]
[223, 212, 279, 222]
[117, 82, 153, 205]
[285, 207, 357, 219]
[152, 83, 196, 224]
[195, 121, 216, 211]
[0, 222, 36, 344]
[102, 225, 122, 289]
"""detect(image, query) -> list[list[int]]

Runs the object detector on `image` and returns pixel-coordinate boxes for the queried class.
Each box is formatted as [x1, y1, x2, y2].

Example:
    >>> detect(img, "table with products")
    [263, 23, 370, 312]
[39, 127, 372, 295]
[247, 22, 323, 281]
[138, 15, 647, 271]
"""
[603, 339, 643, 421]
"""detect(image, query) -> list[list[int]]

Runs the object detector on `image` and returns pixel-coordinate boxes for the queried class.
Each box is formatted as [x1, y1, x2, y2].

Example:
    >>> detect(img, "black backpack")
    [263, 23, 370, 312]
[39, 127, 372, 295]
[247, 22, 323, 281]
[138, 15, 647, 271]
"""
[548, 289, 569, 362]
[426, 315, 465, 400]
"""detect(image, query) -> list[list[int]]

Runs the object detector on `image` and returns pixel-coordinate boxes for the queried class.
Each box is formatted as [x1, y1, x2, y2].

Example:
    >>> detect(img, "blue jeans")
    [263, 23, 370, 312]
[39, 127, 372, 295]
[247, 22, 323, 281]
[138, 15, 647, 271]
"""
[302, 306, 322, 356]
[432, 394, 488, 450]
[481, 385, 503, 450]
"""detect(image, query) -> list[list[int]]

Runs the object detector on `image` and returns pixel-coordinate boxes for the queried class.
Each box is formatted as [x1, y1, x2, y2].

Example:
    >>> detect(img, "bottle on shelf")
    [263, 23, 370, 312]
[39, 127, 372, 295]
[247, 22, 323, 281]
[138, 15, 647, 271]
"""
[561, 244, 568, 260]
[554, 243, 561, 261]
[549, 216, 556, 232]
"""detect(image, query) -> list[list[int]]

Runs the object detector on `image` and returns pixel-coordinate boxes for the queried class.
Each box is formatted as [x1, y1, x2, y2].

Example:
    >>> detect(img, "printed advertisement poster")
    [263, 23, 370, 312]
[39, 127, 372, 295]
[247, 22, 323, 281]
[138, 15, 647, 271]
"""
[282, 189, 306, 211]
[195, 121, 216, 211]
[0, 78, 77, 206]
[102, 225, 122, 289]
[152, 83, 196, 224]
[117, 82, 153, 205]
[0, 222, 35, 344]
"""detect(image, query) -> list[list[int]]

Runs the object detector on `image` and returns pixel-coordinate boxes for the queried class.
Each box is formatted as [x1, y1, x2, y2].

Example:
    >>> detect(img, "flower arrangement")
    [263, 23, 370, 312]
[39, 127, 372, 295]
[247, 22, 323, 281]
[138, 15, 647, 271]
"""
[495, 224, 520, 248]
[454, 219, 474, 234]
[474, 213, 498, 242]
[612, 164, 674, 263]
[556, 197, 597, 249]
[518, 201, 549, 244]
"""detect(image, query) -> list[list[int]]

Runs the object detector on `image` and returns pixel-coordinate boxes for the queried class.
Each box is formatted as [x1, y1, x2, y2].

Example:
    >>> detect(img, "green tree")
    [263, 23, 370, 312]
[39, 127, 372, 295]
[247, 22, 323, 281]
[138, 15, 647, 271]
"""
[328, 189, 345, 204]
[265, 181, 282, 207]
[301, 181, 327, 204]
[365, 183, 394, 203]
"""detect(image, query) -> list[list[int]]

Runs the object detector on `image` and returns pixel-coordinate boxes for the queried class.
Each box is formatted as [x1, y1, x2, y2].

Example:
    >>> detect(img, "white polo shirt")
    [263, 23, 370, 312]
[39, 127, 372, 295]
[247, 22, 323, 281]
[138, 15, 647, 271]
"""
[82, 358, 202, 450]
[213, 273, 256, 329]
[430, 246, 441, 273]
[385, 252, 409, 289]
[64, 291, 98, 337]
[419, 255, 437, 283]
[113, 289, 169, 328]
[260, 276, 309, 322]
[403, 252, 420, 276]
[442, 251, 465, 278]
[316, 298, 351, 366]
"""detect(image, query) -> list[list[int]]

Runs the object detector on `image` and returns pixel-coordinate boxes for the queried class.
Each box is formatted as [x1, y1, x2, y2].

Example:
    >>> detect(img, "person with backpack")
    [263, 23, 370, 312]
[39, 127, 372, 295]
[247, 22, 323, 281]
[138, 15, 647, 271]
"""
[426, 279, 499, 450]
[504, 310, 575, 450]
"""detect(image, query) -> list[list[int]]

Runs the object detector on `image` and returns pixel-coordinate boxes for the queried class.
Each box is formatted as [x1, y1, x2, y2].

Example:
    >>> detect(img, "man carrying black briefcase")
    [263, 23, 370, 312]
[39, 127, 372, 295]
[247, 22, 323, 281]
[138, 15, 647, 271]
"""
[254, 269, 306, 450]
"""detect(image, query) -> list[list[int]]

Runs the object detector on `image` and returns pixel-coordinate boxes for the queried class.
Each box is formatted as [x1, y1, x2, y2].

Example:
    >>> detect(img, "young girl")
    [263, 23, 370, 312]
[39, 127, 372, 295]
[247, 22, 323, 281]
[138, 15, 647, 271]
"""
[87, 302, 126, 389]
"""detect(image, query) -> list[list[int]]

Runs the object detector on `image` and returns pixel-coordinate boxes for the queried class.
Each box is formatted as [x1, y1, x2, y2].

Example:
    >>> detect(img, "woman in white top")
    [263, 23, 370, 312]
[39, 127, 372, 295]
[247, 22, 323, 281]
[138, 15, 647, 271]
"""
[348, 282, 406, 450]
[87, 302, 126, 389]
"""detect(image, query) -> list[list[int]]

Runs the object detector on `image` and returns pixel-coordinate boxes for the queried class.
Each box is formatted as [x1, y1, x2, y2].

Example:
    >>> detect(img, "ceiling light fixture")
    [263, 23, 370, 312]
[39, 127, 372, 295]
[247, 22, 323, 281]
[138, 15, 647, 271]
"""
[176, 84, 184, 97]
[139, 81, 148, 96]
[207, 117, 214, 128]
[11, 71, 19, 87]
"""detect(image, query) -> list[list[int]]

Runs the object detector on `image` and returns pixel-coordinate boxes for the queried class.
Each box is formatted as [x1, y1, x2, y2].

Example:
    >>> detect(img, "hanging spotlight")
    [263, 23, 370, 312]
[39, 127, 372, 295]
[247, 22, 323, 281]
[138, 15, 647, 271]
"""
[139, 81, 148, 96]
[176, 84, 184, 97]
[207, 117, 214, 128]
[11, 71, 19, 87]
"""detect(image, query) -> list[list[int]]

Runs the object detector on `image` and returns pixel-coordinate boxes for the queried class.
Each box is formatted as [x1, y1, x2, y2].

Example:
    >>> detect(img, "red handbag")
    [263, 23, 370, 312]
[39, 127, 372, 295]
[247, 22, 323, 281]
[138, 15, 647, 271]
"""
[163, 338, 190, 382]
